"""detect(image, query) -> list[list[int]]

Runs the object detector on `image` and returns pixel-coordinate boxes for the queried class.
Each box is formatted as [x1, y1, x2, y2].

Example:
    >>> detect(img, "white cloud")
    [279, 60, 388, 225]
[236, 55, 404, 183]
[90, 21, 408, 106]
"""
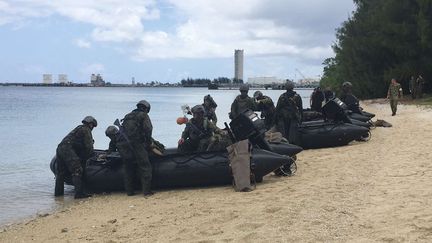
[73, 38, 91, 48]
[0, 0, 355, 76]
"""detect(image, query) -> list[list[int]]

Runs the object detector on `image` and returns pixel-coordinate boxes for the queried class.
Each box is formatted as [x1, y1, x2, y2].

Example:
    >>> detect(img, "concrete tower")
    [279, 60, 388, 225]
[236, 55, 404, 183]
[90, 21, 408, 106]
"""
[234, 49, 244, 82]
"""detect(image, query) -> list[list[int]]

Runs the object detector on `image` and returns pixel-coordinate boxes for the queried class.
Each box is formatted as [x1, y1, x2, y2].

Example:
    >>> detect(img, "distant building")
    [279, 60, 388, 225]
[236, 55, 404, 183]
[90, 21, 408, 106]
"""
[247, 76, 285, 86]
[58, 74, 68, 84]
[90, 73, 105, 86]
[132, 77, 135, 86]
[298, 78, 319, 86]
[234, 49, 244, 82]
[43, 74, 52, 84]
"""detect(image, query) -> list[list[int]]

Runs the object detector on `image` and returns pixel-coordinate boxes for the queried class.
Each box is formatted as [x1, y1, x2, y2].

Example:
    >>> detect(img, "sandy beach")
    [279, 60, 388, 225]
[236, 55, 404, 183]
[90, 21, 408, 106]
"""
[1, 102, 432, 242]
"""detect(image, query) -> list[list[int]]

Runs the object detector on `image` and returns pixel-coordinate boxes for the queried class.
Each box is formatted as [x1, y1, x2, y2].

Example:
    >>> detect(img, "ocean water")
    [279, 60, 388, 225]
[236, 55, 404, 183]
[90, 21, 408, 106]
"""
[0, 86, 312, 225]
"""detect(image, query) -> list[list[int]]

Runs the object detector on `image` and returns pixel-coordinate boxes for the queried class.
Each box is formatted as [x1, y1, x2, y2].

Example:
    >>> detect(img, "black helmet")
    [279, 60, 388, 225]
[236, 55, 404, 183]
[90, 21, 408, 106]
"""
[191, 105, 205, 114]
[82, 116, 98, 127]
[105, 125, 118, 136]
[239, 84, 249, 92]
[342, 81, 352, 88]
[137, 100, 151, 112]
[253, 91, 263, 99]
[285, 80, 295, 90]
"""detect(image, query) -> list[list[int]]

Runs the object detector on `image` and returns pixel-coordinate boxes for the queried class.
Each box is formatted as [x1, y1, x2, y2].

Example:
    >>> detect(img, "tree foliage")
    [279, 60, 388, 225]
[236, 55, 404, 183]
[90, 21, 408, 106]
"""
[321, 0, 432, 98]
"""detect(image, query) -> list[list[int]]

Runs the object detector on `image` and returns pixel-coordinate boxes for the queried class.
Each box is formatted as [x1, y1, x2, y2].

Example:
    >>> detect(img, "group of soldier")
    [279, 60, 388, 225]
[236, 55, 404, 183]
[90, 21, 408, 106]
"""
[309, 79, 405, 117]
[54, 80, 305, 199]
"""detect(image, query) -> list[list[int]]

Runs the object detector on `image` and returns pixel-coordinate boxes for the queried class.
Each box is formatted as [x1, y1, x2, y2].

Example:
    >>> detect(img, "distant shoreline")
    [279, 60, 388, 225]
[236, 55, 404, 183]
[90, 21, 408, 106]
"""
[0, 83, 315, 90]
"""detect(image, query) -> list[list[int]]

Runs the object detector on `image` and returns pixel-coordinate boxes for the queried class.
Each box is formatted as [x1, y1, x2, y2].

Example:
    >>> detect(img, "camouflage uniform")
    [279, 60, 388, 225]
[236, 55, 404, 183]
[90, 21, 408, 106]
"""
[416, 76, 425, 98]
[230, 95, 256, 119]
[275, 90, 303, 144]
[107, 138, 117, 153]
[255, 95, 276, 129]
[340, 93, 362, 114]
[310, 88, 325, 112]
[178, 118, 220, 152]
[409, 76, 417, 99]
[387, 81, 402, 115]
[55, 124, 94, 198]
[202, 103, 218, 125]
[117, 108, 153, 195]
[56, 125, 94, 177]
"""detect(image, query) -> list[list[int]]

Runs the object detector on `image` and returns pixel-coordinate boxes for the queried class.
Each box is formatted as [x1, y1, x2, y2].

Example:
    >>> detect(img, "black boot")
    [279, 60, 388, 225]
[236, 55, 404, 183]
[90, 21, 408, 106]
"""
[73, 176, 92, 199]
[142, 183, 154, 197]
[54, 175, 64, 196]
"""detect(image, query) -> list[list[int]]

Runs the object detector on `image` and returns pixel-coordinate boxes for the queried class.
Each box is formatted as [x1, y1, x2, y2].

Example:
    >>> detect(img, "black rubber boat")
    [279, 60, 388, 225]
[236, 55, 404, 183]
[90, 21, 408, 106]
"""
[297, 121, 369, 149]
[294, 99, 370, 149]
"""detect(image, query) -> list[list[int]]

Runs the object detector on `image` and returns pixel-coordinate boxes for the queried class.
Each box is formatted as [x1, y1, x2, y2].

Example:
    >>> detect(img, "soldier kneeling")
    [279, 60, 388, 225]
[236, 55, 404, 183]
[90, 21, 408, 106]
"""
[178, 105, 224, 153]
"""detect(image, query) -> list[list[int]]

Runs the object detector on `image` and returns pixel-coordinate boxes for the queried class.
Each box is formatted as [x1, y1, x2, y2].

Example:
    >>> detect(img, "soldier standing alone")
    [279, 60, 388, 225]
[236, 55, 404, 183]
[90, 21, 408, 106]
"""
[117, 100, 154, 196]
[387, 78, 402, 116]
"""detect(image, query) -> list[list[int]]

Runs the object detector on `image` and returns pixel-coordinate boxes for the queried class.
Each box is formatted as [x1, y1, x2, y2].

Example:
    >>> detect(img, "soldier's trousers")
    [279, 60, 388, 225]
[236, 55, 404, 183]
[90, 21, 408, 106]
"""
[56, 144, 84, 177]
[390, 99, 398, 115]
[118, 142, 152, 193]
[277, 118, 299, 145]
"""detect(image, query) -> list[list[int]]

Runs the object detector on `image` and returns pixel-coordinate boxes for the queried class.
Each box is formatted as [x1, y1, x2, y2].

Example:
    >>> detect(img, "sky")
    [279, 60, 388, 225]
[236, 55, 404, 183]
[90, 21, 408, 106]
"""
[0, 0, 356, 84]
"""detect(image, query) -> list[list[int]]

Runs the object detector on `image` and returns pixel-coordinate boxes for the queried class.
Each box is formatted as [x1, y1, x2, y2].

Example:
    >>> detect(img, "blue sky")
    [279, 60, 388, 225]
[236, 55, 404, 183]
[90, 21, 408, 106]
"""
[0, 0, 355, 83]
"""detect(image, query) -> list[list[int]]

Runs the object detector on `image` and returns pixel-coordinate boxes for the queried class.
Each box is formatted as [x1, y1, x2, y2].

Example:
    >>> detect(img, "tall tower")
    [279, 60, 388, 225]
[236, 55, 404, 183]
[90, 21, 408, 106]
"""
[234, 49, 244, 82]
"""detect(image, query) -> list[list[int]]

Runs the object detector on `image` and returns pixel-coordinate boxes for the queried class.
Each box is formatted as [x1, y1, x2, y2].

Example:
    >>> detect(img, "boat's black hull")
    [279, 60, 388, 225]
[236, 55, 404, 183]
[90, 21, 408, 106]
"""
[297, 121, 369, 149]
[51, 147, 294, 192]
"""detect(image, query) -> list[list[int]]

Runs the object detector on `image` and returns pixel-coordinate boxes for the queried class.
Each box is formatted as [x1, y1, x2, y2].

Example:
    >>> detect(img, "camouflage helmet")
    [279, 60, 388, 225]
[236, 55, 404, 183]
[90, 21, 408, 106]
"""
[105, 125, 118, 137]
[239, 84, 249, 92]
[253, 91, 263, 99]
[82, 116, 98, 127]
[342, 81, 352, 88]
[285, 80, 295, 90]
[136, 100, 151, 112]
[191, 105, 205, 114]
[203, 94, 217, 108]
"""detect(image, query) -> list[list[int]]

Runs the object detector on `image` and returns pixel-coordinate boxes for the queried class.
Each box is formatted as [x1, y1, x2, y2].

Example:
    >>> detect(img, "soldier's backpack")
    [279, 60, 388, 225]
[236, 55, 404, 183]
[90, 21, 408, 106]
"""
[227, 139, 254, 192]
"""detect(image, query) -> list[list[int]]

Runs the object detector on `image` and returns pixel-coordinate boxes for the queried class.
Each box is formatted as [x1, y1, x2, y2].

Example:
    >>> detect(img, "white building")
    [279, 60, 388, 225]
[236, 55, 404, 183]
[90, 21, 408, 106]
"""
[58, 74, 68, 84]
[42, 74, 52, 84]
[247, 76, 285, 85]
[234, 49, 244, 81]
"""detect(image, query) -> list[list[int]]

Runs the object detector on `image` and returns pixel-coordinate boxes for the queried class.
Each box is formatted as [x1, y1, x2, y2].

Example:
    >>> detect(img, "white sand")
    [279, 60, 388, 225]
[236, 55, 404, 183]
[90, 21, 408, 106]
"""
[1, 102, 432, 242]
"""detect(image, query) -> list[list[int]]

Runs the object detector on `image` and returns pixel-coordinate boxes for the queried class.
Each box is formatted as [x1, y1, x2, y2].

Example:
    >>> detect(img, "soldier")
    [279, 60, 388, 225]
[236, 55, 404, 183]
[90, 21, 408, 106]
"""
[409, 76, 417, 99]
[253, 91, 276, 129]
[416, 75, 425, 98]
[310, 87, 325, 112]
[178, 105, 221, 153]
[229, 84, 256, 119]
[202, 94, 218, 125]
[55, 116, 97, 199]
[387, 78, 402, 116]
[324, 87, 335, 103]
[117, 100, 154, 196]
[105, 125, 119, 153]
[275, 81, 303, 144]
[340, 81, 362, 114]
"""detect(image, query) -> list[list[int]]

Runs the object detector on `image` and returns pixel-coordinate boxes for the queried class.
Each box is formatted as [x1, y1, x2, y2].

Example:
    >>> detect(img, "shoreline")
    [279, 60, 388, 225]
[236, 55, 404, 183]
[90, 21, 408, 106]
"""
[1, 101, 432, 241]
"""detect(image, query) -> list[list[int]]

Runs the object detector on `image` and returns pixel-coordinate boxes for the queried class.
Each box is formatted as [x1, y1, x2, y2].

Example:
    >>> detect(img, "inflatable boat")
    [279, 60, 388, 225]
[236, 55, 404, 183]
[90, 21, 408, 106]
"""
[297, 121, 369, 149]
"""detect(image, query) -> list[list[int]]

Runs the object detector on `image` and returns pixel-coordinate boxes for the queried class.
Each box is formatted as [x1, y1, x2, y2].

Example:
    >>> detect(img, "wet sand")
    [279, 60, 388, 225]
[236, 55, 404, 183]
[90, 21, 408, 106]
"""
[1, 102, 432, 242]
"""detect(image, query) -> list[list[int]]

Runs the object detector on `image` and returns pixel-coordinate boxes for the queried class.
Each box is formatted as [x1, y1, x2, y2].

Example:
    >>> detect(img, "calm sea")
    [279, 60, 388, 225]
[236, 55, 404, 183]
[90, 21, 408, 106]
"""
[0, 86, 312, 225]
